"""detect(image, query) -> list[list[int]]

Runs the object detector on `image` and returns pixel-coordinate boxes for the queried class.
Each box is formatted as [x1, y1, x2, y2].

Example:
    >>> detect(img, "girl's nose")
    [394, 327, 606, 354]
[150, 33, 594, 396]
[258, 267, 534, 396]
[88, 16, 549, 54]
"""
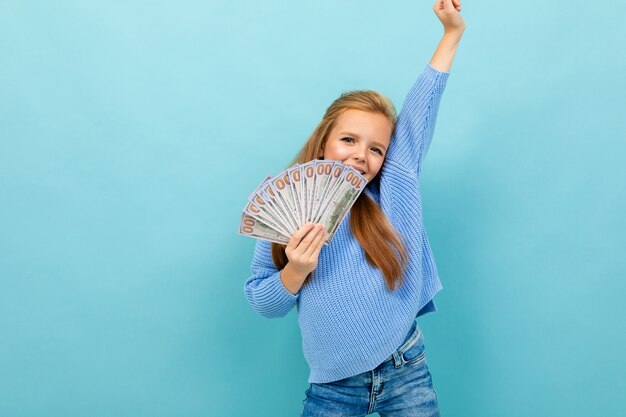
[353, 150, 366, 162]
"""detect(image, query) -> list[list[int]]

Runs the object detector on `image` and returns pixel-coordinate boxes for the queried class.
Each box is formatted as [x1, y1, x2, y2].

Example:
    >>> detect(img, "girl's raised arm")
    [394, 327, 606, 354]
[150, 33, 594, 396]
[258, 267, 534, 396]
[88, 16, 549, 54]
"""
[382, 1, 466, 172]
[430, 0, 466, 72]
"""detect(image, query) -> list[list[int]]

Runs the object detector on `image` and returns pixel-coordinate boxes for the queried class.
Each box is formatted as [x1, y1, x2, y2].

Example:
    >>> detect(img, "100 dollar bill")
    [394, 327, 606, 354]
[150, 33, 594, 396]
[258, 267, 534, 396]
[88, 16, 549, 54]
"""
[238, 162, 367, 245]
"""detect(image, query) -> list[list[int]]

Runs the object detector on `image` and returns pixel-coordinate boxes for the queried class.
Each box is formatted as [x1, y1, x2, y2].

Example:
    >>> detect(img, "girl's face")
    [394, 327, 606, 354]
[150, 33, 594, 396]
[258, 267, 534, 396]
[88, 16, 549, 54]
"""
[319, 109, 392, 182]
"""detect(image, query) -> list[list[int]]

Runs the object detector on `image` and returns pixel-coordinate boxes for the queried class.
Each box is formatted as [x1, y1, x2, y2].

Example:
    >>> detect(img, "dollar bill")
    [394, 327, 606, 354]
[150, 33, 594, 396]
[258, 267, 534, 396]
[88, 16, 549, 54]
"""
[238, 212, 290, 245]
[239, 161, 367, 245]
[311, 160, 335, 223]
[244, 193, 293, 238]
[302, 161, 316, 223]
[287, 164, 304, 226]
[244, 175, 292, 235]
[313, 162, 345, 224]
[255, 182, 296, 235]
[317, 167, 367, 243]
[268, 171, 300, 233]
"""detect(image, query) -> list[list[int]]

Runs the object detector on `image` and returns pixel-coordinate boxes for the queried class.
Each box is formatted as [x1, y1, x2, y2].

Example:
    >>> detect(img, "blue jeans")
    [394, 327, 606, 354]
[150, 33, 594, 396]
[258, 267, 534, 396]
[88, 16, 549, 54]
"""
[300, 321, 440, 417]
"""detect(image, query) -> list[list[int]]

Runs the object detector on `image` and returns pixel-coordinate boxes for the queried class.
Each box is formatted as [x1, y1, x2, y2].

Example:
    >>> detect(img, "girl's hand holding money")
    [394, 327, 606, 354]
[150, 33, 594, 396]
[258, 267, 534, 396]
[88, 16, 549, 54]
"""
[280, 223, 327, 295]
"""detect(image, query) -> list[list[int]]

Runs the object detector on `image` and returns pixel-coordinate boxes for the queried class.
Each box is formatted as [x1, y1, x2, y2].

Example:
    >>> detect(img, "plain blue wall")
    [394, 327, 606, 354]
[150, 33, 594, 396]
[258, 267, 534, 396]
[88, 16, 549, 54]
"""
[1, 1, 625, 416]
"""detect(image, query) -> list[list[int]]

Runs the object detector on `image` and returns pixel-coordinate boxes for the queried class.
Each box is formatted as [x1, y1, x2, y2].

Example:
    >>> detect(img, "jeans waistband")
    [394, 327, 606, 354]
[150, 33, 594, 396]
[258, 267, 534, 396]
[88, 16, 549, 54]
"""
[383, 320, 420, 363]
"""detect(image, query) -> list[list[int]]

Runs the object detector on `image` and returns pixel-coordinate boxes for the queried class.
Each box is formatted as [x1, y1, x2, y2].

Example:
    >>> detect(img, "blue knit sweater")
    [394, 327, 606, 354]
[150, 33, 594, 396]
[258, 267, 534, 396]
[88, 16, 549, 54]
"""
[244, 64, 450, 384]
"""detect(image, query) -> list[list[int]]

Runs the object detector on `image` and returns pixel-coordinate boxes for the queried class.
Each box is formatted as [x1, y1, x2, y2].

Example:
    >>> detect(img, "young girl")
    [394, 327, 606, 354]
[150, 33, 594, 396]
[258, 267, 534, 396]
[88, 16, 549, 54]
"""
[244, 1, 465, 415]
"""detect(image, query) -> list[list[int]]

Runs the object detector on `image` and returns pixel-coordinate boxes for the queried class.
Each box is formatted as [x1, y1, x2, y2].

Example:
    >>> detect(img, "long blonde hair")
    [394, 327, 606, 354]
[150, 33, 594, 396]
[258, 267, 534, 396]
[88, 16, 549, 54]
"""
[271, 90, 408, 291]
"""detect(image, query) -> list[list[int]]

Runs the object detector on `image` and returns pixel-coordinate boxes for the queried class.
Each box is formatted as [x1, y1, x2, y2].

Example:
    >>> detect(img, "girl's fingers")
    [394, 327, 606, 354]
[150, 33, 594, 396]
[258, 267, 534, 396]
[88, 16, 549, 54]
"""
[304, 227, 326, 258]
[308, 232, 326, 260]
[296, 224, 323, 254]
[287, 222, 315, 250]
[434, 0, 461, 13]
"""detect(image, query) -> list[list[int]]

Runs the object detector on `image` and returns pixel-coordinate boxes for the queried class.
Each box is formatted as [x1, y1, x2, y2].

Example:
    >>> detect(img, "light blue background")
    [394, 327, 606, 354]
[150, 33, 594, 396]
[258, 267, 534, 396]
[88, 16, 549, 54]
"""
[1, 1, 625, 416]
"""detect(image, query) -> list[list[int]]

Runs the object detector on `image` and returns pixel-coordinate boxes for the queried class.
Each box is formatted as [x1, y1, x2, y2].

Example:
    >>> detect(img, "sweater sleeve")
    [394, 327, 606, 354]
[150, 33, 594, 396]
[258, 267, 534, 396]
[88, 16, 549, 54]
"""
[243, 239, 299, 318]
[385, 64, 450, 173]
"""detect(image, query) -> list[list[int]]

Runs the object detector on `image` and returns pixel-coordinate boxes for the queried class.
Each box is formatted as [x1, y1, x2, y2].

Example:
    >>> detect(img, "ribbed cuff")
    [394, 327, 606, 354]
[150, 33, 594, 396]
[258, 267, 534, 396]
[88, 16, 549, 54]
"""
[266, 270, 299, 303]
[427, 63, 451, 75]
[425, 64, 451, 88]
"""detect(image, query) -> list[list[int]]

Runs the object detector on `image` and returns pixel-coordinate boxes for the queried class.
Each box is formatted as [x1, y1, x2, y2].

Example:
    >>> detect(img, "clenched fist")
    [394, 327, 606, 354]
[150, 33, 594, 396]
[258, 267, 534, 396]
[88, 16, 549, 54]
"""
[433, 0, 466, 34]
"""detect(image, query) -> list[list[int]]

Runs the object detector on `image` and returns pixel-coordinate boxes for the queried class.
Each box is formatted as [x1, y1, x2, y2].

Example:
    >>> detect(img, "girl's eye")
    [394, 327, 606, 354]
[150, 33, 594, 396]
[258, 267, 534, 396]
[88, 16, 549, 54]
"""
[371, 148, 383, 156]
[341, 137, 355, 143]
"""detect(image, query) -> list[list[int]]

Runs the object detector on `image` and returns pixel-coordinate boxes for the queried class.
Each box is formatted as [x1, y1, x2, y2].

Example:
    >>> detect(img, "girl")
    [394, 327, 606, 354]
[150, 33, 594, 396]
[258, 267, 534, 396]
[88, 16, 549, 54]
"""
[244, 1, 465, 416]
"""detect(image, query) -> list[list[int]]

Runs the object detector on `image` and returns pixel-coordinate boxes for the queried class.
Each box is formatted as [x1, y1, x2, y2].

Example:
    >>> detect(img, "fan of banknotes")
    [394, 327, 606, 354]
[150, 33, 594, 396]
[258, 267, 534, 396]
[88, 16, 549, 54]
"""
[238, 160, 367, 245]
